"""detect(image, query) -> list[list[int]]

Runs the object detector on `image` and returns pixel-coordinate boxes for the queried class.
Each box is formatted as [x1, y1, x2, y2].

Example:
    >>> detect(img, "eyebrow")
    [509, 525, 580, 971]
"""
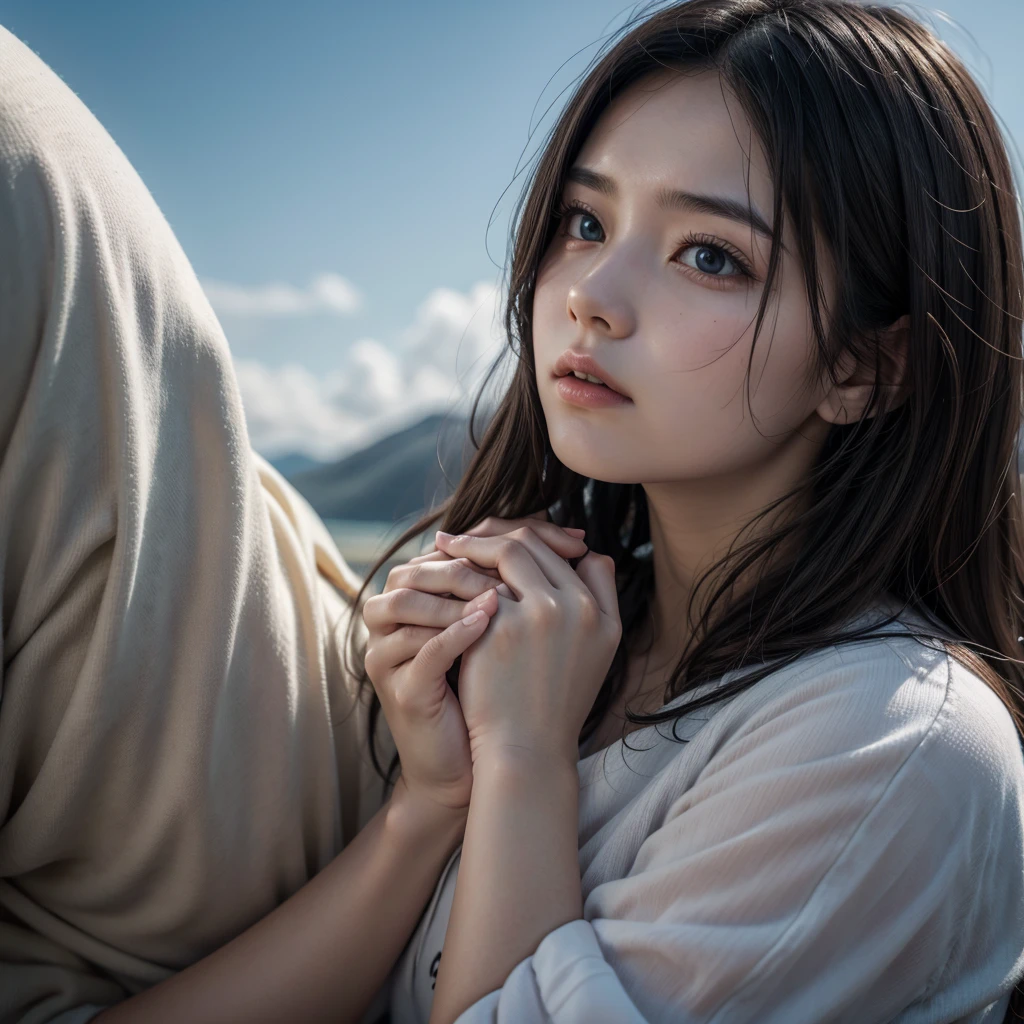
[565, 165, 776, 244]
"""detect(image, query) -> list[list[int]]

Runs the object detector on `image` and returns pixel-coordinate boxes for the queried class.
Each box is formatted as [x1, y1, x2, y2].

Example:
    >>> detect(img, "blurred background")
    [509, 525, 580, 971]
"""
[4, 0, 1022, 588]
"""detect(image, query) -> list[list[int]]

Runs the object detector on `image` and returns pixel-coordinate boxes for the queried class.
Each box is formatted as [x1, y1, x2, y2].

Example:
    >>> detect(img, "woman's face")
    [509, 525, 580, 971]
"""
[533, 69, 837, 490]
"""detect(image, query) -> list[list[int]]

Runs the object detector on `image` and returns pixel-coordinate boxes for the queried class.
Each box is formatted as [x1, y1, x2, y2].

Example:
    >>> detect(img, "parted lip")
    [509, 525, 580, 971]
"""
[552, 350, 631, 399]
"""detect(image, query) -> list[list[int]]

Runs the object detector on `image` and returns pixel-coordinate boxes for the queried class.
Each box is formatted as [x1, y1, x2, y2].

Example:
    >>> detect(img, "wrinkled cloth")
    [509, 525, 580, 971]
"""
[0, 24, 393, 1024]
[391, 609, 1024, 1024]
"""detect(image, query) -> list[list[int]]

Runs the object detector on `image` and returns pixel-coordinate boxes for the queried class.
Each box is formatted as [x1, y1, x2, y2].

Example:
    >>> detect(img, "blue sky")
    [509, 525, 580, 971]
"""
[3, 0, 1023, 458]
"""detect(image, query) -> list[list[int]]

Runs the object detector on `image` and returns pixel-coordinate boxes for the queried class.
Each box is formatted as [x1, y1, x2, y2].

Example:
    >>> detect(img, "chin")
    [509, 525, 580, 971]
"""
[547, 439, 639, 486]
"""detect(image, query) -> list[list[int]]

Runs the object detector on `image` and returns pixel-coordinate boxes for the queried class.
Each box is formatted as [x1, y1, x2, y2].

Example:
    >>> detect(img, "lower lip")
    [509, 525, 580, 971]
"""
[555, 375, 632, 408]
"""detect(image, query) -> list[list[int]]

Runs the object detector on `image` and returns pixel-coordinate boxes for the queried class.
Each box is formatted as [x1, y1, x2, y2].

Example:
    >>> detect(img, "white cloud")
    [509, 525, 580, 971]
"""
[203, 272, 361, 316]
[234, 279, 511, 461]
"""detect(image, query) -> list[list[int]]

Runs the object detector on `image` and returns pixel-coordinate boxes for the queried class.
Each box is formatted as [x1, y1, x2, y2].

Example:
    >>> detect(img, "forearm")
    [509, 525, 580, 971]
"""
[94, 779, 465, 1024]
[429, 751, 582, 1024]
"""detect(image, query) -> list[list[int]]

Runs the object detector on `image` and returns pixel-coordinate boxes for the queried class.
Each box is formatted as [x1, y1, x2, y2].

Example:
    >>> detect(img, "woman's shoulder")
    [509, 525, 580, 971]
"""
[718, 601, 1024, 814]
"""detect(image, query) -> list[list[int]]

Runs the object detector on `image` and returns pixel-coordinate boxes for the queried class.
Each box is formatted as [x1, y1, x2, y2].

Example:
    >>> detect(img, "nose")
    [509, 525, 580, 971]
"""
[566, 261, 637, 339]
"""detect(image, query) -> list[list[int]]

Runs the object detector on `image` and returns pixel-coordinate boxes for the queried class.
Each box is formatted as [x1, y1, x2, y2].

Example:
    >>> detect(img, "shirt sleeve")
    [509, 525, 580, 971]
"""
[456, 645, 1024, 1024]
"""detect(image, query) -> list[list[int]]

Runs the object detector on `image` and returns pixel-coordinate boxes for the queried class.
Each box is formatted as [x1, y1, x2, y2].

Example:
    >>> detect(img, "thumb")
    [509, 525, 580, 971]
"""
[412, 603, 493, 682]
[572, 550, 620, 623]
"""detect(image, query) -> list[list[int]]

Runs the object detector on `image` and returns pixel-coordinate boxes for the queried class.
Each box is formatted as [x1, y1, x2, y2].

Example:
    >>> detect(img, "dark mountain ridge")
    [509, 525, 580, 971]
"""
[282, 412, 481, 522]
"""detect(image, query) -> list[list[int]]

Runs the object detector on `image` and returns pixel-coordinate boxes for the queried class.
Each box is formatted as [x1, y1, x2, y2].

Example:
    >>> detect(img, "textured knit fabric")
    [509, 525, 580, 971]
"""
[0, 24, 394, 1024]
[390, 605, 1024, 1024]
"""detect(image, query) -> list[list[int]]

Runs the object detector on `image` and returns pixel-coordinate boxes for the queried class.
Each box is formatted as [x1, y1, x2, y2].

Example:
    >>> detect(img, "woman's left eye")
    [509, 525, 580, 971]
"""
[679, 244, 742, 278]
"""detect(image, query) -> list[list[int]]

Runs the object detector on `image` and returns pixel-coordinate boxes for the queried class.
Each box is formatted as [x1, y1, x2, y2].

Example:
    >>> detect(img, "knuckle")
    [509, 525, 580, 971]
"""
[578, 598, 601, 628]
[391, 678, 421, 713]
[452, 560, 482, 585]
[364, 651, 384, 681]
[382, 587, 412, 619]
[361, 594, 382, 626]
[402, 562, 426, 588]
[412, 634, 445, 673]
[421, 630, 446, 657]
[526, 593, 559, 625]
[363, 641, 387, 679]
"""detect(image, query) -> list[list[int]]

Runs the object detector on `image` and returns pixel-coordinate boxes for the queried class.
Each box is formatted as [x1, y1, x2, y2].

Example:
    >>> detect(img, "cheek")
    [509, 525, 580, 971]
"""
[742, 289, 823, 430]
[531, 274, 566, 358]
[645, 294, 756, 412]
[644, 293, 821, 457]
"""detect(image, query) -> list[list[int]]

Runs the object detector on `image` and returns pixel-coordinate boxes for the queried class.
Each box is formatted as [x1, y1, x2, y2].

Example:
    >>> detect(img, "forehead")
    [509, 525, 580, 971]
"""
[573, 69, 774, 217]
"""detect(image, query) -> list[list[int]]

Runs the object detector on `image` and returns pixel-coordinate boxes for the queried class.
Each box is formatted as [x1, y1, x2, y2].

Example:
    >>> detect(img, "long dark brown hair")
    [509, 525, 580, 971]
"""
[340, 0, 1024, 1010]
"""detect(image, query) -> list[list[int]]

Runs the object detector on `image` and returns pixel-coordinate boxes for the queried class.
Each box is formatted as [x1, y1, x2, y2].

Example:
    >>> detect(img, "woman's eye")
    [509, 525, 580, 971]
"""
[562, 207, 746, 280]
[679, 244, 740, 277]
[567, 211, 604, 243]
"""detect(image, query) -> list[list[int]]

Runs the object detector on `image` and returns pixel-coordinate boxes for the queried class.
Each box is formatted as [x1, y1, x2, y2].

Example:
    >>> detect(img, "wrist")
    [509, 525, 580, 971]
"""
[387, 777, 468, 853]
[471, 744, 580, 793]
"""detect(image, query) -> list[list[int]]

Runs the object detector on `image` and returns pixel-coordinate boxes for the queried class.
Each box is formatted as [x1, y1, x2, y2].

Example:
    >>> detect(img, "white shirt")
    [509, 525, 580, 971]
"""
[388, 599, 1024, 1023]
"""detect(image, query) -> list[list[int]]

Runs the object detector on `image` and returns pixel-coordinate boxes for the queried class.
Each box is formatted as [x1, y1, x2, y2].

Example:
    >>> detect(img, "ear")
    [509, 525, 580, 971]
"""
[816, 314, 910, 426]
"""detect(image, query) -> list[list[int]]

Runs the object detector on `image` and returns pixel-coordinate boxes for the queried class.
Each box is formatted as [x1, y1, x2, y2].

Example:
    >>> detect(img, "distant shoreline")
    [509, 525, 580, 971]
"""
[325, 518, 429, 585]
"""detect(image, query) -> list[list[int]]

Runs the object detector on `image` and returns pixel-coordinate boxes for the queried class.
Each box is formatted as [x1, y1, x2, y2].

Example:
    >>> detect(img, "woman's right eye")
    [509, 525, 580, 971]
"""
[559, 201, 605, 242]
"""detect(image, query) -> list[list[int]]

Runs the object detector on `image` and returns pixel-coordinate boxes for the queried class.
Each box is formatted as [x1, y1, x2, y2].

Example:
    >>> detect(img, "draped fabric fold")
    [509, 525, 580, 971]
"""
[0, 24, 390, 1024]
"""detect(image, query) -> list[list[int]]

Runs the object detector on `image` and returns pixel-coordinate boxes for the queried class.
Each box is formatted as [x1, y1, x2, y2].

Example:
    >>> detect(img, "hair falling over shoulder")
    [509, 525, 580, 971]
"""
[340, 4, 1024, 1007]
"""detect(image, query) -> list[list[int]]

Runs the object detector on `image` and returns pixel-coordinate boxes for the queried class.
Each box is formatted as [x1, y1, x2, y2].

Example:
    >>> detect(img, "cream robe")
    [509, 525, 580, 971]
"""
[0, 24, 393, 1024]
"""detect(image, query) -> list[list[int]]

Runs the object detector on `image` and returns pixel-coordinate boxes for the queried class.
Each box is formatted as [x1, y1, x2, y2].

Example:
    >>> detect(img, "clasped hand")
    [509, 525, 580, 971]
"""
[361, 513, 622, 816]
[434, 525, 621, 769]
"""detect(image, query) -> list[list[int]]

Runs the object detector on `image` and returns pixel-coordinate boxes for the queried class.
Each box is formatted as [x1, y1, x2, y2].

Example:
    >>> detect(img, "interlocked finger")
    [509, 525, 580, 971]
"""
[402, 551, 502, 582]
[363, 584, 497, 636]
[369, 622, 447, 671]
[382, 556, 501, 600]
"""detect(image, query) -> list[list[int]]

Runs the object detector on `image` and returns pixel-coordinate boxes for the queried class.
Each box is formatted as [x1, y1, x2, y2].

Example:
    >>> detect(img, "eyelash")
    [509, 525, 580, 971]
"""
[552, 199, 755, 282]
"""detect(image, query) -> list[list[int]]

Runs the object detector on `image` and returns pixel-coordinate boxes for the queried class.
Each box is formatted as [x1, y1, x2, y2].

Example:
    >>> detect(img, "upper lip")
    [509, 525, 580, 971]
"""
[553, 351, 631, 399]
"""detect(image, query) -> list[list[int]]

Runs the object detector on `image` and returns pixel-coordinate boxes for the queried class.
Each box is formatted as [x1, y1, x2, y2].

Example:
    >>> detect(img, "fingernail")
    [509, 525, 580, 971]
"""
[436, 530, 454, 542]
[566, 527, 586, 536]
[461, 609, 485, 625]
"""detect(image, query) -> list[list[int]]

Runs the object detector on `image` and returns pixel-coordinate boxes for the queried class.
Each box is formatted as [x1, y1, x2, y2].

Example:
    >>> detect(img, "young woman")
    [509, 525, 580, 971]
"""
[1, 3, 1022, 1024]
[349, 0, 1024, 1021]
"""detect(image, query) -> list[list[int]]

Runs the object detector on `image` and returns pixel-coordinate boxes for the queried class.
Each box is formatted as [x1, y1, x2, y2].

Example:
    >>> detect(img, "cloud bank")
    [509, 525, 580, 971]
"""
[203, 272, 362, 316]
[232, 279, 511, 461]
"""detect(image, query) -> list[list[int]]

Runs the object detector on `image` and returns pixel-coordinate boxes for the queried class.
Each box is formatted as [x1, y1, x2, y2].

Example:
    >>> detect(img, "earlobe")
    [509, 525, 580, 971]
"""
[817, 383, 876, 426]
[816, 314, 911, 425]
